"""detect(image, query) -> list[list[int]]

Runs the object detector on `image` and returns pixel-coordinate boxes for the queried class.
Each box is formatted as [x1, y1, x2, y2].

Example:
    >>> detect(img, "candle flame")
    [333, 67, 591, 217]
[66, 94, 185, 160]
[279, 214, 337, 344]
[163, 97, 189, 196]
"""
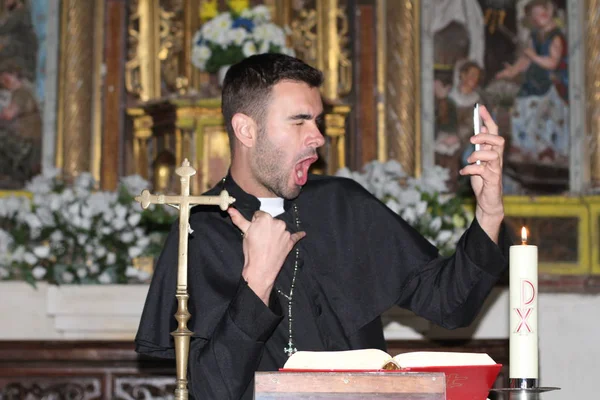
[521, 227, 528, 245]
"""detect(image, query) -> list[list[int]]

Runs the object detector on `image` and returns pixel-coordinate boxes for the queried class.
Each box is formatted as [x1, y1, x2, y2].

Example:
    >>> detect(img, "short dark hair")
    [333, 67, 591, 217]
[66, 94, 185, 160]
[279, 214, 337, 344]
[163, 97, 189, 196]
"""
[221, 53, 324, 154]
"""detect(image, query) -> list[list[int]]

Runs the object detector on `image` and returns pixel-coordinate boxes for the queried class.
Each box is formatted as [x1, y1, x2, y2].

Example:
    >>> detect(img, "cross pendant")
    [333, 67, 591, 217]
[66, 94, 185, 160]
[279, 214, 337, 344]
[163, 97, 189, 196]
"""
[284, 341, 297, 357]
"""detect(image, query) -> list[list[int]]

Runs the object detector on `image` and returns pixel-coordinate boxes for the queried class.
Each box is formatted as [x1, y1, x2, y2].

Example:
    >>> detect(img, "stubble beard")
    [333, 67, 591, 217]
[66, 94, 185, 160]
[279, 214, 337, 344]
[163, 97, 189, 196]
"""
[251, 128, 301, 200]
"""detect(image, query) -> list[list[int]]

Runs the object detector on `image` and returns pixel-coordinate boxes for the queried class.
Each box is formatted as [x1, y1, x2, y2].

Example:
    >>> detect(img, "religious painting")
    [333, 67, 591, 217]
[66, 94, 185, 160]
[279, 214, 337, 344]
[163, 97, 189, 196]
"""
[431, 0, 570, 195]
[0, 0, 55, 190]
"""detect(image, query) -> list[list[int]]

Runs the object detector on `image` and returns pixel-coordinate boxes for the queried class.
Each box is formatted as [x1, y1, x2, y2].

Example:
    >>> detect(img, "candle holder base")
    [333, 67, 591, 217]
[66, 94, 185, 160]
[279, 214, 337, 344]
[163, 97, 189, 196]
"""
[490, 387, 561, 400]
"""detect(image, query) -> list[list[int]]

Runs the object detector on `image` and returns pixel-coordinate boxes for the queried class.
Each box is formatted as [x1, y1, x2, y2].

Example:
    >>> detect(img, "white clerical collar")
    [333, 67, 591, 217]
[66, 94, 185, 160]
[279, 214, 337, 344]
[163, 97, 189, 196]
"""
[258, 197, 285, 217]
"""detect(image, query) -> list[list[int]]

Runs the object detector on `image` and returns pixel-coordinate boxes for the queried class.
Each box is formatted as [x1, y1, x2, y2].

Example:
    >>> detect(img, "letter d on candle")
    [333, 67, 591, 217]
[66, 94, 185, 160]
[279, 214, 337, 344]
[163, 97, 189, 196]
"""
[509, 227, 539, 383]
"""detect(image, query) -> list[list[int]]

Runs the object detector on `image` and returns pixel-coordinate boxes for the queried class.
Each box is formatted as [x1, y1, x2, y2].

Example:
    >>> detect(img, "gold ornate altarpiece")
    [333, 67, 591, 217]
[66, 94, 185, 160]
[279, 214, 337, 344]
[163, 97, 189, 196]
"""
[125, 0, 352, 194]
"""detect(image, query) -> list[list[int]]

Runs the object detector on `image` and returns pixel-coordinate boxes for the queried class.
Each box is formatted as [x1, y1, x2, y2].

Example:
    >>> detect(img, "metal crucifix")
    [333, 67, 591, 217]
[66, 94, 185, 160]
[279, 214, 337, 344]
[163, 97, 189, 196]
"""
[135, 159, 235, 400]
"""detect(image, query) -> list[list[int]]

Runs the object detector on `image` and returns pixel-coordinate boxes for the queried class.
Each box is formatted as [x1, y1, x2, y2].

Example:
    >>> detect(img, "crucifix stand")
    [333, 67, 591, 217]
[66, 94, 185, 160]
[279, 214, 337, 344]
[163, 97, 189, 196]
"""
[135, 159, 235, 400]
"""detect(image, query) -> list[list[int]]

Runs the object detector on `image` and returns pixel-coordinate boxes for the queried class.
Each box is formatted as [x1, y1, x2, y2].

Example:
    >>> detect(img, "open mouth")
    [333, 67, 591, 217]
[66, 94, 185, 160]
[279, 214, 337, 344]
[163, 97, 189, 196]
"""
[294, 155, 318, 186]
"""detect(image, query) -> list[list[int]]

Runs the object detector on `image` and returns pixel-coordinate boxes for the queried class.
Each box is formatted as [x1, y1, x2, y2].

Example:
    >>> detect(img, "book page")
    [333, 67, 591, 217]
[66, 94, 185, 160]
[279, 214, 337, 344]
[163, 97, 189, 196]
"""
[283, 349, 392, 370]
[394, 351, 496, 367]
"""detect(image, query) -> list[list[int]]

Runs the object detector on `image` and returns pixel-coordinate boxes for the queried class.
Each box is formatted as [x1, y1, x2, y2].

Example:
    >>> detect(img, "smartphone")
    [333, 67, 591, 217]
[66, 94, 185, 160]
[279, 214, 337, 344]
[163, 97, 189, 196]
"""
[473, 104, 481, 165]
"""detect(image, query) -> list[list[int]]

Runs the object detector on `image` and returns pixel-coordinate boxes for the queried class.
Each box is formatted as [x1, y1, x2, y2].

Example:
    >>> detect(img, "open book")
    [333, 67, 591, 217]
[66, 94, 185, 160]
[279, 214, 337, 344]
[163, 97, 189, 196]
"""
[281, 349, 502, 400]
[283, 349, 496, 370]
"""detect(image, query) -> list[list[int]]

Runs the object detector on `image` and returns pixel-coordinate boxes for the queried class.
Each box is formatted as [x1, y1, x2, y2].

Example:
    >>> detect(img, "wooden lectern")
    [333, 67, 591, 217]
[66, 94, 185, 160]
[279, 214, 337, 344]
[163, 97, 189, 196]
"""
[254, 371, 446, 399]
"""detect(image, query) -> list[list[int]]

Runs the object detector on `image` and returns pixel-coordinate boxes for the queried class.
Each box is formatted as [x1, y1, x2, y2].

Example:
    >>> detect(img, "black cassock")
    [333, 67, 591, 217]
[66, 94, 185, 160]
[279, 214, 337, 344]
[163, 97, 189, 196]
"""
[135, 173, 510, 400]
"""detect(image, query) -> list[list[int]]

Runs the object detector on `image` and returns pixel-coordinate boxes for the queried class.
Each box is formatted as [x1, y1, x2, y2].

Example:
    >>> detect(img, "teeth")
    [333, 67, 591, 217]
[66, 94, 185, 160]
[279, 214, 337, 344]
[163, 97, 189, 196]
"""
[297, 170, 303, 178]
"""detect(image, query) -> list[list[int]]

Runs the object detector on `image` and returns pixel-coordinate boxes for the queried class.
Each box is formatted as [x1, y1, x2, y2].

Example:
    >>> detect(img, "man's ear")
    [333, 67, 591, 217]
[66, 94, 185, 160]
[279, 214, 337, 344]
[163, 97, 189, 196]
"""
[231, 113, 257, 149]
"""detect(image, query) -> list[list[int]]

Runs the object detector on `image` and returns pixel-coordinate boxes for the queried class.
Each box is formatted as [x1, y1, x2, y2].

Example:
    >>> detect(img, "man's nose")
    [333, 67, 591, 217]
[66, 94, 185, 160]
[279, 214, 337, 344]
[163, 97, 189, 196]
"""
[306, 126, 325, 148]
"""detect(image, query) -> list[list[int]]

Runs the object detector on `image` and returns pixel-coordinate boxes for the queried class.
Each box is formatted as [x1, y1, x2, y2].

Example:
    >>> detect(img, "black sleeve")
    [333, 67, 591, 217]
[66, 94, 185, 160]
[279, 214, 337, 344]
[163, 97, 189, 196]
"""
[397, 217, 510, 329]
[321, 179, 512, 334]
[188, 280, 283, 399]
[135, 219, 283, 400]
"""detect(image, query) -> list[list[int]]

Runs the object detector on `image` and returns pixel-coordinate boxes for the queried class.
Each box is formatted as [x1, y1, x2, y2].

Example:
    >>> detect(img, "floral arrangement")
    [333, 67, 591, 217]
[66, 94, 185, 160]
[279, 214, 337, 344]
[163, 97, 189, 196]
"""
[336, 161, 474, 256]
[0, 170, 176, 287]
[191, 0, 295, 74]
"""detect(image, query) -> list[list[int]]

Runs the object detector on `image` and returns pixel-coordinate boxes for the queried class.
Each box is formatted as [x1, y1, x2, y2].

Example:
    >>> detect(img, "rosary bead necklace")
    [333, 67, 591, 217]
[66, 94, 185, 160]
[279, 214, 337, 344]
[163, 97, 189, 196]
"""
[276, 203, 300, 357]
[232, 186, 301, 358]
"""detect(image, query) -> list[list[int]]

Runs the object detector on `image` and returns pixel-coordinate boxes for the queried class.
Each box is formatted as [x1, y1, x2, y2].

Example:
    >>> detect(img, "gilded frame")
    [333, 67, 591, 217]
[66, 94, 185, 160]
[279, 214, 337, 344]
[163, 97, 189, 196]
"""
[503, 196, 590, 275]
[586, 196, 600, 274]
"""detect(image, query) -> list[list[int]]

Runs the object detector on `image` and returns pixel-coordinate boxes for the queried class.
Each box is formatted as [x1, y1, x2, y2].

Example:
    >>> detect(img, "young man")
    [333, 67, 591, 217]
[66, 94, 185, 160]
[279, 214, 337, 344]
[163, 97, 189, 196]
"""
[136, 54, 509, 400]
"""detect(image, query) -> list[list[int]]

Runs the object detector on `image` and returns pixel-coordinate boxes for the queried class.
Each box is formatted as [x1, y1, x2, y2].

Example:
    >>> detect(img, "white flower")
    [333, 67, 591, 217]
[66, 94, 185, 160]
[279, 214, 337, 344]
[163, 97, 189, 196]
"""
[227, 28, 248, 45]
[76, 268, 88, 278]
[50, 230, 64, 243]
[95, 246, 107, 258]
[429, 217, 442, 232]
[0, 229, 13, 254]
[125, 266, 139, 278]
[67, 202, 80, 217]
[0, 195, 30, 217]
[127, 213, 141, 227]
[121, 232, 135, 243]
[398, 188, 421, 206]
[115, 205, 127, 219]
[77, 234, 87, 246]
[401, 207, 417, 225]
[258, 40, 270, 54]
[120, 175, 150, 196]
[98, 272, 112, 284]
[62, 271, 74, 283]
[25, 174, 54, 195]
[192, 45, 212, 70]
[281, 46, 295, 56]
[0, 267, 9, 279]
[23, 252, 37, 265]
[415, 201, 427, 216]
[89, 263, 100, 274]
[106, 252, 116, 265]
[87, 192, 115, 215]
[79, 217, 92, 231]
[137, 236, 150, 249]
[385, 199, 401, 214]
[437, 230, 453, 244]
[22, 212, 42, 231]
[33, 245, 50, 259]
[128, 246, 143, 259]
[74, 173, 96, 191]
[60, 188, 75, 203]
[32, 266, 46, 279]
[10, 246, 25, 263]
[112, 218, 126, 231]
[242, 41, 257, 57]
[251, 5, 271, 22]
[253, 24, 269, 42]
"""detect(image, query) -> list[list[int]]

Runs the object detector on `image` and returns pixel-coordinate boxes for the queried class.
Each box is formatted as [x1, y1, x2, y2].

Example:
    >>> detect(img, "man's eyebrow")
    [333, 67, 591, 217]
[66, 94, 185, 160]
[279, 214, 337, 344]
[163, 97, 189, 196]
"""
[288, 113, 313, 121]
[288, 112, 325, 121]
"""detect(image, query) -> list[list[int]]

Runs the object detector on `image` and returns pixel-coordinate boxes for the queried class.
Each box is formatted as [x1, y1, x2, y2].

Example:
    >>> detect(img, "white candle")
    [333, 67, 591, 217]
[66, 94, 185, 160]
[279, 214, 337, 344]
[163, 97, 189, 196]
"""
[509, 227, 538, 380]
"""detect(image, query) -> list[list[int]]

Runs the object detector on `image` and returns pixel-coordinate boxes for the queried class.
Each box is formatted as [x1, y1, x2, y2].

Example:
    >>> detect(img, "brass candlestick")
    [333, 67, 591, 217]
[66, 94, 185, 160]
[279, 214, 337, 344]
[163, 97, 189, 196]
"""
[136, 159, 235, 399]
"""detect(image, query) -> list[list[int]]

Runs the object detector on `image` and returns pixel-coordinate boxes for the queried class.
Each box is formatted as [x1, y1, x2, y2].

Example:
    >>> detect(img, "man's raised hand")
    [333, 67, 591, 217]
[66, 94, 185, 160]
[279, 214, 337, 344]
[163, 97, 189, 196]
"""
[228, 208, 306, 304]
[459, 104, 505, 243]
